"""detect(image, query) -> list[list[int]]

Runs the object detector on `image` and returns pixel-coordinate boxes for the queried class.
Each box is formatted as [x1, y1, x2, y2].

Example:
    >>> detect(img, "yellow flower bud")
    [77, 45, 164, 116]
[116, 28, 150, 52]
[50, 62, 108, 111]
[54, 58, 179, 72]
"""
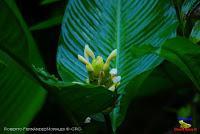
[107, 49, 117, 61]
[78, 55, 94, 71]
[84, 45, 95, 60]
[103, 49, 117, 71]
[86, 64, 94, 72]
[103, 63, 109, 71]
[78, 46, 121, 91]
[91, 56, 104, 76]
[78, 55, 89, 65]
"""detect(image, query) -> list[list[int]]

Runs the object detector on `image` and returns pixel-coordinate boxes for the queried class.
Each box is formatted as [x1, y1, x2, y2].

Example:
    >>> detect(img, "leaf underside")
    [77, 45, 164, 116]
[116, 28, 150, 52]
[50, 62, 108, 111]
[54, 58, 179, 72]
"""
[55, 84, 116, 120]
[57, 0, 177, 92]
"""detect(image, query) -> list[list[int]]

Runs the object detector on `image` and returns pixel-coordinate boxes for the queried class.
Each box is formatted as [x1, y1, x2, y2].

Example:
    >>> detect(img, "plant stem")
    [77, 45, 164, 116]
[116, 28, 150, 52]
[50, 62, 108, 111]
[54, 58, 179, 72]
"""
[103, 113, 113, 134]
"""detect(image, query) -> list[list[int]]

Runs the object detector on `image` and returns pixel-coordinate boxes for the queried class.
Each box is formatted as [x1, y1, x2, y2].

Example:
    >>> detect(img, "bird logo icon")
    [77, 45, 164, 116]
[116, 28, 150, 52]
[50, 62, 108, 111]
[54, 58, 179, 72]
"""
[179, 120, 192, 128]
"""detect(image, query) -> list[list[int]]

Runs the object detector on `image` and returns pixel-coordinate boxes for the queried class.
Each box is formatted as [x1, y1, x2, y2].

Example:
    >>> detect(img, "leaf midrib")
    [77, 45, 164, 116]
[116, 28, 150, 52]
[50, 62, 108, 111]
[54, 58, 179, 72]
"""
[116, 0, 121, 69]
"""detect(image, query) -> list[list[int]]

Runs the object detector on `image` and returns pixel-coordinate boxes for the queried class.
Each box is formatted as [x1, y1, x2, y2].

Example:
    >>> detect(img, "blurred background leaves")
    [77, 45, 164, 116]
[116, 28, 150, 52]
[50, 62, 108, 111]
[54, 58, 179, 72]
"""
[0, 0, 46, 132]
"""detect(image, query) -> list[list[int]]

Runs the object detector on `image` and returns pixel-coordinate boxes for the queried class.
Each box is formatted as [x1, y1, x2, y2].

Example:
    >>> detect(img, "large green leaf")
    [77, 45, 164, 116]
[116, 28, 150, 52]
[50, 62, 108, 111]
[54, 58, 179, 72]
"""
[186, 0, 200, 43]
[111, 70, 152, 131]
[175, 0, 199, 36]
[0, 0, 43, 66]
[57, 0, 177, 131]
[156, 38, 200, 91]
[30, 16, 63, 31]
[0, 0, 46, 131]
[33, 68, 116, 121]
[131, 37, 200, 91]
[57, 0, 177, 91]
[0, 51, 45, 130]
[54, 84, 116, 120]
[180, 0, 199, 17]
[190, 20, 200, 43]
[40, 0, 63, 5]
[31, 0, 67, 31]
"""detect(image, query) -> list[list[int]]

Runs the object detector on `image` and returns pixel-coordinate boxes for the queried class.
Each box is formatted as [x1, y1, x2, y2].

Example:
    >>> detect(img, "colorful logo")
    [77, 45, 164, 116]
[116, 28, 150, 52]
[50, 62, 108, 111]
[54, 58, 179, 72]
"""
[173, 117, 198, 133]
[179, 120, 191, 128]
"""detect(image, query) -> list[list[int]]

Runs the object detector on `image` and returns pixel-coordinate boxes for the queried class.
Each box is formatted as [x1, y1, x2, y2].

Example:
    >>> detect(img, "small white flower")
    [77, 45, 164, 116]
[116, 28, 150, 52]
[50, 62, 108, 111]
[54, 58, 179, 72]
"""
[109, 68, 117, 76]
[84, 117, 91, 123]
[112, 76, 121, 83]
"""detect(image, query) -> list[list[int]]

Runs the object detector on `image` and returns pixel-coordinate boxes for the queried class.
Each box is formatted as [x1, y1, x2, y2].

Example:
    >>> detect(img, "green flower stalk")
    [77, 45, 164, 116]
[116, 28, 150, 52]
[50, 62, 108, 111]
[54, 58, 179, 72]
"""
[77, 45, 121, 92]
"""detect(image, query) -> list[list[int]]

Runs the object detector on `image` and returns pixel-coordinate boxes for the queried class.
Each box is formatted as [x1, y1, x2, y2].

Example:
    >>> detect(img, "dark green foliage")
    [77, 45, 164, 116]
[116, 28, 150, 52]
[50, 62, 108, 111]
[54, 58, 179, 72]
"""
[0, 0, 46, 131]
[131, 37, 200, 92]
